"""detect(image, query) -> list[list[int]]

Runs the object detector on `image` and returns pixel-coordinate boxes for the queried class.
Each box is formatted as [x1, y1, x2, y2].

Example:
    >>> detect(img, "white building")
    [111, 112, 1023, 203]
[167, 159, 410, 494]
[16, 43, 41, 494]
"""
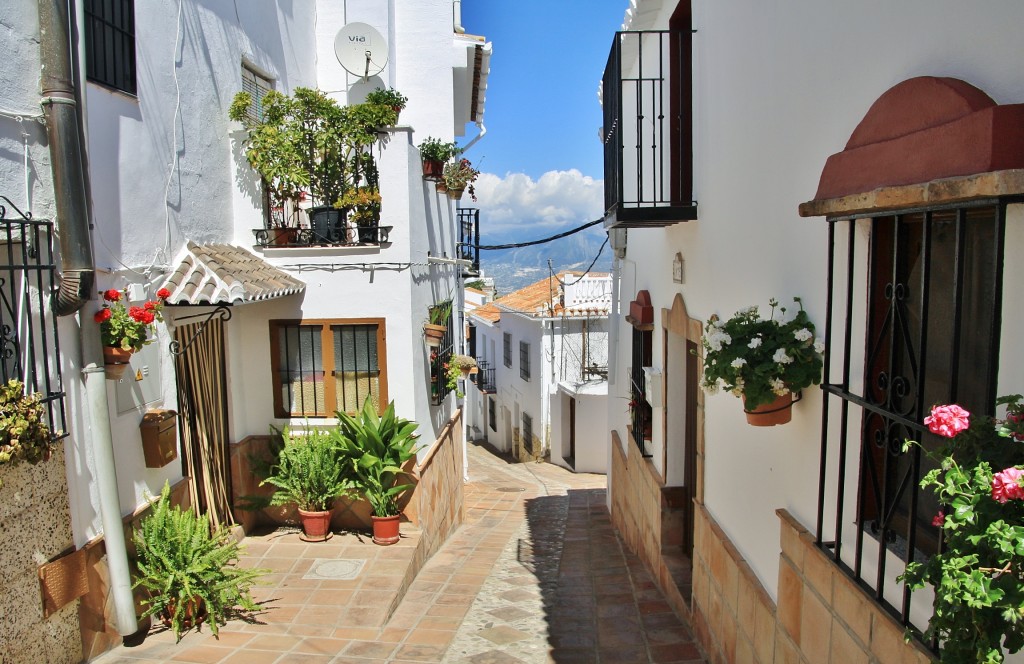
[600, 1, 1024, 662]
[0, 1, 488, 660]
[467, 272, 611, 473]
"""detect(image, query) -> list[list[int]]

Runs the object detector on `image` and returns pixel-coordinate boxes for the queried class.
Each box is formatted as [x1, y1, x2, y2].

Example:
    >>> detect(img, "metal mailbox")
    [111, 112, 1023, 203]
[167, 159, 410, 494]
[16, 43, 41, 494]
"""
[139, 409, 178, 468]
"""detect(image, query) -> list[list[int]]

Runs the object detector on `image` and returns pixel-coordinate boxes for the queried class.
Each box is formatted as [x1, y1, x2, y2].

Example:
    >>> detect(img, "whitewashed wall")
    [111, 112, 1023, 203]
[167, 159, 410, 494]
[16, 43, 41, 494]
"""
[608, 0, 1024, 600]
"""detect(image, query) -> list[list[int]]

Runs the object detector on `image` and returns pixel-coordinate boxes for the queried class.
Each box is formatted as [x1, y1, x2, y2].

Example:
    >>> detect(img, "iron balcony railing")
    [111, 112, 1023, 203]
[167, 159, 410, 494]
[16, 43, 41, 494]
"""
[474, 359, 496, 393]
[457, 207, 480, 276]
[253, 225, 393, 248]
[0, 196, 67, 444]
[602, 30, 697, 228]
[430, 318, 455, 406]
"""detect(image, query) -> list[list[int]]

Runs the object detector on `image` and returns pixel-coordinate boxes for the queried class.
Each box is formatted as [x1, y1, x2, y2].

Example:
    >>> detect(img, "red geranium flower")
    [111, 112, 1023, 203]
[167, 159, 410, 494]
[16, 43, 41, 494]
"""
[103, 289, 122, 302]
[95, 286, 164, 351]
[93, 309, 112, 323]
[156, 288, 170, 300]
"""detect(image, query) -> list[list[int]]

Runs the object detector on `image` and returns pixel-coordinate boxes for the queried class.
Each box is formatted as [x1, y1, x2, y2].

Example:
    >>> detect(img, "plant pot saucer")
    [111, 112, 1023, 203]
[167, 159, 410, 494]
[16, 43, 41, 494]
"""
[299, 530, 333, 542]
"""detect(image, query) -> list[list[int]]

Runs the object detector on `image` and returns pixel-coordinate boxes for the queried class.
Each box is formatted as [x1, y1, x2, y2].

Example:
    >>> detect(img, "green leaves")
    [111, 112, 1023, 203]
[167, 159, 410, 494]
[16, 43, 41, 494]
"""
[133, 482, 267, 641]
[0, 379, 56, 471]
[260, 428, 356, 511]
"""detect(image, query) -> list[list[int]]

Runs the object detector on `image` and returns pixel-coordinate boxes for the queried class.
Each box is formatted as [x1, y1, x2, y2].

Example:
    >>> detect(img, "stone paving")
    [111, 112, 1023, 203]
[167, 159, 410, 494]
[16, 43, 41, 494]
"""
[89, 441, 707, 663]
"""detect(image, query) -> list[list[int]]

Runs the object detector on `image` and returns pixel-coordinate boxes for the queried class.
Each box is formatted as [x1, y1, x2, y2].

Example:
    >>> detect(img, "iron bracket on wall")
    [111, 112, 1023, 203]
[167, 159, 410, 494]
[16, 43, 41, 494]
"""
[169, 305, 232, 356]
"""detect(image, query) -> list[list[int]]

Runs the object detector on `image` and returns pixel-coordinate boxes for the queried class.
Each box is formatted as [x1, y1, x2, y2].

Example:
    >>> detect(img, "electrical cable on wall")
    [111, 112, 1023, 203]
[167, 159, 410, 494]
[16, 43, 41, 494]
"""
[551, 237, 609, 287]
[476, 217, 604, 250]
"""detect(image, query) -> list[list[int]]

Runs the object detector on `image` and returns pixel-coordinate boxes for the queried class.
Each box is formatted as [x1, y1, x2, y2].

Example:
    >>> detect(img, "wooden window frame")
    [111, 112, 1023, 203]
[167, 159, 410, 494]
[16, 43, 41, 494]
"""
[269, 318, 388, 418]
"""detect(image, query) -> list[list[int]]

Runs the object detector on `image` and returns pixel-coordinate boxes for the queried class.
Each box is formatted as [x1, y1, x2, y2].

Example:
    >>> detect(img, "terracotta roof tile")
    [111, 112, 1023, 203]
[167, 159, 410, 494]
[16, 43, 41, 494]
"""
[469, 272, 611, 324]
[160, 241, 305, 305]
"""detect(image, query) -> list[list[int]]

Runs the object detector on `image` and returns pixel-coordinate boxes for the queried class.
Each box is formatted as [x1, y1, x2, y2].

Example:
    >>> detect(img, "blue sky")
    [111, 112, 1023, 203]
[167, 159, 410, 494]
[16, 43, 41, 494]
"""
[458, 0, 628, 238]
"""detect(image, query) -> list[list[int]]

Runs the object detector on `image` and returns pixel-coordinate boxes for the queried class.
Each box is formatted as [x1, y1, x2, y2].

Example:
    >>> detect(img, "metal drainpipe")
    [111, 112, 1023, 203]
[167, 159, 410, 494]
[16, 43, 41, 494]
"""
[38, 0, 138, 636]
[453, 0, 465, 34]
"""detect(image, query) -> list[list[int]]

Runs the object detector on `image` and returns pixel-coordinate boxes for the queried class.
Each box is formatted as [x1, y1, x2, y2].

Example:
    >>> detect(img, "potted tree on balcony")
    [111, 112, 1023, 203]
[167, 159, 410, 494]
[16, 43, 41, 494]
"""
[336, 400, 421, 545]
[229, 87, 394, 245]
[417, 136, 459, 181]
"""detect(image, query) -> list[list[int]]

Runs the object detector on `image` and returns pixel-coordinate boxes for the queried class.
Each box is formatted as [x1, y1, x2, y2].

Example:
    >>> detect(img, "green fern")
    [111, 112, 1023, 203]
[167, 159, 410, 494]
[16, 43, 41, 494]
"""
[133, 482, 267, 641]
[260, 427, 357, 511]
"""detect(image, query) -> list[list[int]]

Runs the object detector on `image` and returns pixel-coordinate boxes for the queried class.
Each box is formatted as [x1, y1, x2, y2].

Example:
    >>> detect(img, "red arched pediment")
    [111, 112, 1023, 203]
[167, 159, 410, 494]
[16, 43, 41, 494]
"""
[814, 76, 1024, 200]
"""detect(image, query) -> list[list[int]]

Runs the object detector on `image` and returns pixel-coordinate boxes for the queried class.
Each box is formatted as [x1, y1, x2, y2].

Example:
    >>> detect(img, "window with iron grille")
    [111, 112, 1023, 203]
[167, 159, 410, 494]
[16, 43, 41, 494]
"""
[85, 0, 137, 95]
[816, 202, 1005, 634]
[628, 326, 653, 452]
[503, 332, 512, 368]
[488, 397, 497, 432]
[519, 341, 530, 381]
[270, 319, 387, 417]
[522, 413, 533, 452]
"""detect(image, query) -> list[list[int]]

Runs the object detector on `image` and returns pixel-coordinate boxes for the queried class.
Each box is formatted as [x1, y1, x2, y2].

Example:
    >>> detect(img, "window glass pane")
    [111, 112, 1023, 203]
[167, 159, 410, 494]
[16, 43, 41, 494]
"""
[278, 325, 324, 415]
[333, 324, 380, 414]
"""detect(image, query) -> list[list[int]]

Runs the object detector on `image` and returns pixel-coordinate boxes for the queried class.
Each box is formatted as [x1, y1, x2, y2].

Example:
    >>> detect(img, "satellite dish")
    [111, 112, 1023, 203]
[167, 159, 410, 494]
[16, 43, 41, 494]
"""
[334, 23, 388, 80]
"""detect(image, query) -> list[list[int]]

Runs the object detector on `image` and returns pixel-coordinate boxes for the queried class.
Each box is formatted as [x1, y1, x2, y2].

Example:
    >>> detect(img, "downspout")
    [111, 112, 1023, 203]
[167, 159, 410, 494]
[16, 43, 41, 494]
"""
[38, 0, 138, 636]
[453, 0, 465, 34]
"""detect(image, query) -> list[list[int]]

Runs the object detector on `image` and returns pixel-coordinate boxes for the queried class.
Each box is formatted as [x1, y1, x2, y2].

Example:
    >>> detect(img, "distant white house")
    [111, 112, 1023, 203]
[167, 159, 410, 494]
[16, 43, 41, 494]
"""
[466, 272, 611, 473]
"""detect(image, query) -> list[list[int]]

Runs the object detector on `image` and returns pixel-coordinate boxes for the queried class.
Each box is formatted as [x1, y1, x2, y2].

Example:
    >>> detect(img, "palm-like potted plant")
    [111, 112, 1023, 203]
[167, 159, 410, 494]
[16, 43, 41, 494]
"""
[336, 400, 421, 545]
[259, 428, 357, 541]
[417, 136, 459, 181]
[133, 482, 267, 642]
[699, 297, 824, 426]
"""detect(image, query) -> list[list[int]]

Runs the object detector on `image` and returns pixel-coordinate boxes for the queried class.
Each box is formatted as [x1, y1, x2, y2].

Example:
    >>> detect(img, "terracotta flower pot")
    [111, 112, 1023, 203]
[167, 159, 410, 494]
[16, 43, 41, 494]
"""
[371, 514, 401, 546]
[298, 508, 333, 542]
[743, 393, 793, 426]
[423, 323, 447, 348]
[446, 187, 465, 201]
[103, 346, 133, 380]
[160, 597, 206, 631]
[422, 159, 444, 181]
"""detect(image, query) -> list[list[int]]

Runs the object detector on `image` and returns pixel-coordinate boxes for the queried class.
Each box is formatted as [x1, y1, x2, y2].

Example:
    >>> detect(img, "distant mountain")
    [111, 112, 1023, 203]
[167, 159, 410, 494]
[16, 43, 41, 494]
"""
[477, 227, 612, 295]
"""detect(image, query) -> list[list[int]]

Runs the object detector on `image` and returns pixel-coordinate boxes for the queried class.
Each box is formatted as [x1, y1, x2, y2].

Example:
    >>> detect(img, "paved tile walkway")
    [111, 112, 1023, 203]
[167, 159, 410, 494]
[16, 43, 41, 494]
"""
[91, 441, 707, 663]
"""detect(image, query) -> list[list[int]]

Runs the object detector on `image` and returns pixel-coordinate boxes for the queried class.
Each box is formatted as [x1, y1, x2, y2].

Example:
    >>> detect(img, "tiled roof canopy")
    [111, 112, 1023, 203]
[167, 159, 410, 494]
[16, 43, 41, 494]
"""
[160, 241, 305, 305]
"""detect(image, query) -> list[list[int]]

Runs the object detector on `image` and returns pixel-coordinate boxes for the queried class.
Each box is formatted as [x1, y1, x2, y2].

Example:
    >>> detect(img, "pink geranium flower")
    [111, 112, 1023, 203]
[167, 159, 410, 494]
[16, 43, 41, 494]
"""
[991, 467, 1024, 504]
[924, 404, 971, 438]
[931, 510, 945, 527]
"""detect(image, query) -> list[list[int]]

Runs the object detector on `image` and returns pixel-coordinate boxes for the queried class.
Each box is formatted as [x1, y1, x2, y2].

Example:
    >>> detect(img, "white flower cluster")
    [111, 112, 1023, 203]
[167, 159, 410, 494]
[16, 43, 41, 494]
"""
[773, 348, 793, 364]
[794, 328, 813, 342]
[770, 378, 789, 395]
[706, 330, 732, 352]
[748, 336, 762, 349]
[731, 358, 747, 369]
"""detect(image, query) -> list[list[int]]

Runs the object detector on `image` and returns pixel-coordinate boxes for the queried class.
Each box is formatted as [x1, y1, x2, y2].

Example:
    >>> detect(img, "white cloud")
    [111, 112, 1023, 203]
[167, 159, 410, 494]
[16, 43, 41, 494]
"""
[471, 169, 604, 238]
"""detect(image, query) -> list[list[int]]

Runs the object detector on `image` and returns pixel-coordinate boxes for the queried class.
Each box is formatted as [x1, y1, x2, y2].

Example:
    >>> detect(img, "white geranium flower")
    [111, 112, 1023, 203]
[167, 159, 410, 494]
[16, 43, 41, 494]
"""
[748, 337, 762, 349]
[707, 330, 732, 352]
[813, 339, 825, 354]
[773, 348, 793, 364]
[770, 378, 789, 395]
[731, 358, 747, 369]
[794, 328, 813, 342]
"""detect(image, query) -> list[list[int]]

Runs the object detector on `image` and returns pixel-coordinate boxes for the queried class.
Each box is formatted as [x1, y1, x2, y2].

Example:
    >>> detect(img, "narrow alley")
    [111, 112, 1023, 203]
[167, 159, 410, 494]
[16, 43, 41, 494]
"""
[91, 442, 706, 663]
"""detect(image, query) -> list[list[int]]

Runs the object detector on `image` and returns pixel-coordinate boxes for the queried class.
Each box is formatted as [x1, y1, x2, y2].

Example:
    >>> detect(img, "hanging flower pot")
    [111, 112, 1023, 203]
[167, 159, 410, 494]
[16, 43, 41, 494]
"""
[446, 187, 465, 201]
[423, 323, 447, 347]
[743, 393, 794, 426]
[102, 346, 133, 380]
[435, 180, 448, 193]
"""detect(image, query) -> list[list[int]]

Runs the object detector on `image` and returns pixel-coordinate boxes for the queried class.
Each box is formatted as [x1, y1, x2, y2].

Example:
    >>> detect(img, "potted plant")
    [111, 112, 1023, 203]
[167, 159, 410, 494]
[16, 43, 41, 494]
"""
[441, 158, 480, 201]
[898, 397, 1024, 662]
[364, 87, 408, 122]
[338, 186, 382, 243]
[94, 287, 168, 379]
[446, 354, 476, 398]
[336, 400, 421, 545]
[0, 379, 58, 477]
[417, 136, 459, 181]
[259, 428, 357, 541]
[699, 297, 823, 426]
[229, 87, 391, 241]
[133, 482, 267, 642]
[423, 299, 452, 347]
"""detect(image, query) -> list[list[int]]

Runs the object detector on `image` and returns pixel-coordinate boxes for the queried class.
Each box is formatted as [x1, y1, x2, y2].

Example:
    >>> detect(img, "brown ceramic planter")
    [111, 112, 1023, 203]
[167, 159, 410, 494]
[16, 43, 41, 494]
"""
[743, 393, 793, 426]
[371, 514, 401, 546]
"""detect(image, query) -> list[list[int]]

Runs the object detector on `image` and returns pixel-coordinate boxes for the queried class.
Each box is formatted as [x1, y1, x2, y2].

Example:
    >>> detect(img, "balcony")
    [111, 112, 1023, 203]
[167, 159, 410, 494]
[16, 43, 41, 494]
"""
[252, 224, 393, 248]
[457, 208, 480, 276]
[602, 30, 697, 228]
[474, 360, 496, 393]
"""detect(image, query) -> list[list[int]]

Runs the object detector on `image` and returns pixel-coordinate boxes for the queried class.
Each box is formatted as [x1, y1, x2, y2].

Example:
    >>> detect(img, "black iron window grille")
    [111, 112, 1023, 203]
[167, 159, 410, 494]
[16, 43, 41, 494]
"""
[0, 198, 66, 443]
[458, 208, 480, 276]
[602, 28, 697, 228]
[488, 396, 497, 432]
[815, 201, 1010, 637]
[253, 224, 393, 248]
[519, 341, 530, 381]
[503, 332, 512, 368]
[270, 320, 386, 417]
[629, 326, 653, 454]
[85, 0, 137, 95]
[430, 312, 454, 406]
[522, 412, 533, 456]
